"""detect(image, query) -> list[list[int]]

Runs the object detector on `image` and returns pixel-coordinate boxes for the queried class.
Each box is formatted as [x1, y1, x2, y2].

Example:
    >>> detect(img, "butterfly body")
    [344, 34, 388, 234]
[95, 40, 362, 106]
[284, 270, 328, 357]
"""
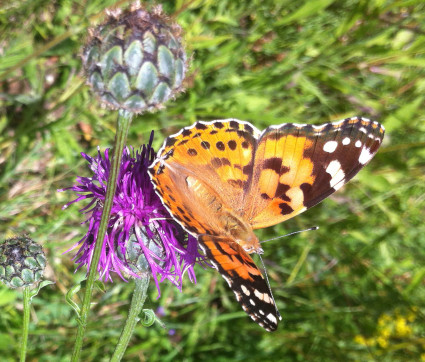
[149, 117, 384, 331]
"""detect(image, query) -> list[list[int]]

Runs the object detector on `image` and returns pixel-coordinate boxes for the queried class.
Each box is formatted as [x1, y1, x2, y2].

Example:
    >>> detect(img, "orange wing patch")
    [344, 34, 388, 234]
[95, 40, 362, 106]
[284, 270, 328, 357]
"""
[149, 165, 210, 235]
[151, 120, 259, 212]
[201, 237, 262, 282]
[246, 130, 316, 228]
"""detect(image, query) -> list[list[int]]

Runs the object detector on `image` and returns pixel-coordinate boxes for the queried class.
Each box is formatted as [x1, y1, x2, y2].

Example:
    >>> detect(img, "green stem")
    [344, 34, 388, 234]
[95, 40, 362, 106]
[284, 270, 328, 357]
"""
[20, 287, 31, 362]
[110, 276, 150, 362]
[71, 109, 133, 362]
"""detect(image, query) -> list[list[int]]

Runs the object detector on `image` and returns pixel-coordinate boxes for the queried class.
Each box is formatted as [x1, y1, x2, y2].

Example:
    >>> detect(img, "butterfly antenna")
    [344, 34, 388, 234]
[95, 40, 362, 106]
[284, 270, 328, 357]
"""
[258, 254, 282, 321]
[256, 227, 318, 320]
[260, 226, 319, 244]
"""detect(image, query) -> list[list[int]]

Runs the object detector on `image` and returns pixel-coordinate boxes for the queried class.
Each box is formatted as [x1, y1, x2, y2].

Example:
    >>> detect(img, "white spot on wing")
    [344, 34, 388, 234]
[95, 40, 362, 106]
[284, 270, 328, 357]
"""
[326, 160, 340, 176]
[250, 299, 256, 306]
[323, 140, 338, 153]
[222, 274, 232, 287]
[359, 147, 373, 165]
[209, 260, 219, 269]
[355, 140, 362, 148]
[241, 285, 250, 296]
[332, 118, 346, 126]
[342, 137, 350, 145]
[333, 180, 345, 191]
[254, 290, 273, 303]
[331, 169, 345, 188]
[326, 160, 345, 189]
[254, 289, 264, 300]
[267, 313, 278, 324]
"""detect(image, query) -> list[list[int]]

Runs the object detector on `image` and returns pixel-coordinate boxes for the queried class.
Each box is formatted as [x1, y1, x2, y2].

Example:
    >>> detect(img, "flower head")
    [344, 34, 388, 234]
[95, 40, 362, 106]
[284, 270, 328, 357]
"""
[0, 235, 46, 289]
[82, 2, 187, 113]
[59, 132, 203, 294]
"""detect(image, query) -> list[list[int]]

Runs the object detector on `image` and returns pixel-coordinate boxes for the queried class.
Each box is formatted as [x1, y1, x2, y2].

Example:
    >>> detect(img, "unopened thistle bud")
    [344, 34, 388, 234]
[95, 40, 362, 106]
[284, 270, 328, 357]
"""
[0, 236, 46, 289]
[82, 2, 187, 113]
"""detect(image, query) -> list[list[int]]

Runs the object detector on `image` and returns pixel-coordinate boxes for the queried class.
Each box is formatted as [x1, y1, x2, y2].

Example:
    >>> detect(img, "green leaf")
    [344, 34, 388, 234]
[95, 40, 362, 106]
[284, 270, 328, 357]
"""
[277, 0, 336, 25]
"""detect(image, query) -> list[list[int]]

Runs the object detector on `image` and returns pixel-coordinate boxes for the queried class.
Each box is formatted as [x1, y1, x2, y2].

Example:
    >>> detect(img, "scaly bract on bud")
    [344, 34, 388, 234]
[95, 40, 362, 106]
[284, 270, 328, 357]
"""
[82, 3, 187, 113]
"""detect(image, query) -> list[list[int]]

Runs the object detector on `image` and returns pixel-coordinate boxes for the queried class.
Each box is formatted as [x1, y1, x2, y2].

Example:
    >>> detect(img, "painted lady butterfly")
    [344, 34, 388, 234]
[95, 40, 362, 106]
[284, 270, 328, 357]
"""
[149, 117, 385, 331]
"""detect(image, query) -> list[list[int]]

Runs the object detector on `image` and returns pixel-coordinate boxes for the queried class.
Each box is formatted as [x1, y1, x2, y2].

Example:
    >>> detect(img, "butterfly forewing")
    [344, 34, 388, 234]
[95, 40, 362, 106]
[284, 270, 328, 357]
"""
[246, 117, 385, 229]
[300, 118, 384, 208]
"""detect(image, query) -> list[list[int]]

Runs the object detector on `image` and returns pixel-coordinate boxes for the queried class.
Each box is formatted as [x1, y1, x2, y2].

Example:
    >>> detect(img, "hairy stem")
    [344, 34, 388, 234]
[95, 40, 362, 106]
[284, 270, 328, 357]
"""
[20, 287, 31, 362]
[111, 276, 150, 361]
[71, 109, 133, 361]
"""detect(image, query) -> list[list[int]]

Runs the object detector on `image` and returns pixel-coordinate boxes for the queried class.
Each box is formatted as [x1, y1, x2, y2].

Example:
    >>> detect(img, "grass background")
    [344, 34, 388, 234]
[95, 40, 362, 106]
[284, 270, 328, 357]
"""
[1, 0, 425, 360]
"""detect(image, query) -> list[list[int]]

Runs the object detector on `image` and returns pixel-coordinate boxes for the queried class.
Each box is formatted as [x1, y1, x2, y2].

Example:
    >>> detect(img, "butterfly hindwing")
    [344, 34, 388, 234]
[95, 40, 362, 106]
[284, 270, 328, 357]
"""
[198, 234, 280, 332]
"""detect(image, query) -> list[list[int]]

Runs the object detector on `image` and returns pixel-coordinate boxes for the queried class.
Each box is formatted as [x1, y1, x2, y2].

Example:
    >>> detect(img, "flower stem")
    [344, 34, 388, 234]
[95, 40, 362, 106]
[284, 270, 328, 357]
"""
[71, 109, 133, 362]
[111, 276, 150, 362]
[20, 287, 31, 362]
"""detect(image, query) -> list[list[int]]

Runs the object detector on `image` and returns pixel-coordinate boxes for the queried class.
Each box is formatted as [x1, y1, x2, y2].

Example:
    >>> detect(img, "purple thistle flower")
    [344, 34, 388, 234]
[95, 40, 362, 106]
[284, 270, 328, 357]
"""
[59, 132, 204, 295]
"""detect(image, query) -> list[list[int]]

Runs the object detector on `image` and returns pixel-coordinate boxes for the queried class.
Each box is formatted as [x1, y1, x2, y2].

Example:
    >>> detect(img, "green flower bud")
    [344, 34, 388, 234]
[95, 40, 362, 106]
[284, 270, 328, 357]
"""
[0, 236, 46, 289]
[82, 2, 187, 113]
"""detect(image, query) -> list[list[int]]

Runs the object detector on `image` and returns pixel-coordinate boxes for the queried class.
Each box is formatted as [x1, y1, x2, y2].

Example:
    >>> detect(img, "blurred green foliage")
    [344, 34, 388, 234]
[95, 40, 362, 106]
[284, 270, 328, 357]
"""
[1, 0, 425, 360]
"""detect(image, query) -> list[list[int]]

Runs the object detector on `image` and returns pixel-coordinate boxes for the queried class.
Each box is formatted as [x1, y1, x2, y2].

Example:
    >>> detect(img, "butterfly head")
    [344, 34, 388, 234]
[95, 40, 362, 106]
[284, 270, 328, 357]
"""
[232, 228, 263, 255]
[242, 244, 264, 255]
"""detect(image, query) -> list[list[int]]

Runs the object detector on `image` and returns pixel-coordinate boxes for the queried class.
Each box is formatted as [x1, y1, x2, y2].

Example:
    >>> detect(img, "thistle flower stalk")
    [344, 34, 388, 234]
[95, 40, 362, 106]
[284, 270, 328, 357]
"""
[71, 109, 132, 362]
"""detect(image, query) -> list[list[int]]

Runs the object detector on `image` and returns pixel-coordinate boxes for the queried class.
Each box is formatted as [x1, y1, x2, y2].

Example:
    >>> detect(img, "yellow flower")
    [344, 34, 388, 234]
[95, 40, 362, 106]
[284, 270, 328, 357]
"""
[354, 335, 368, 346]
[395, 317, 412, 337]
[377, 336, 389, 349]
[378, 313, 391, 326]
[379, 326, 392, 338]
